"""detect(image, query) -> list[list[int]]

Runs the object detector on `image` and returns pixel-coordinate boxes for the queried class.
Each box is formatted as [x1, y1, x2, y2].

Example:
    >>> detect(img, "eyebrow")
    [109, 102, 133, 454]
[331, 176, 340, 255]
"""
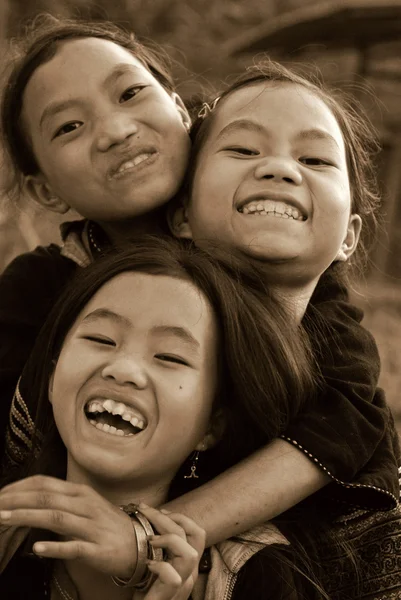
[40, 98, 84, 131]
[102, 63, 145, 90]
[81, 310, 200, 351]
[295, 128, 340, 150]
[215, 119, 265, 141]
[39, 63, 144, 131]
[152, 325, 200, 351]
[215, 119, 340, 151]
[81, 308, 131, 328]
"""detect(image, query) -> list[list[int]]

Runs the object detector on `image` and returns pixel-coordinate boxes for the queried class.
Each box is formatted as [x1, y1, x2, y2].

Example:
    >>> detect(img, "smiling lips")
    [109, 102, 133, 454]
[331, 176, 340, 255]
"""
[109, 150, 157, 180]
[85, 398, 147, 438]
[238, 199, 306, 221]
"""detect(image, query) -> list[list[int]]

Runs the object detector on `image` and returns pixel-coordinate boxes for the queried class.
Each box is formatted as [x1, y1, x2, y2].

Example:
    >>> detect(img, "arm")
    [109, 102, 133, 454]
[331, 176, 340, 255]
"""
[164, 438, 329, 547]
[0, 246, 76, 460]
[163, 273, 396, 547]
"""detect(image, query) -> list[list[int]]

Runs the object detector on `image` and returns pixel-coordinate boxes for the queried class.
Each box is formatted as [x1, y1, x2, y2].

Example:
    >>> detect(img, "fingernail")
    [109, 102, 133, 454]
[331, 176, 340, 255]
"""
[0, 511, 11, 520]
[160, 508, 171, 514]
[138, 502, 150, 510]
[33, 543, 45, 554]
[146, 559, 156, 565]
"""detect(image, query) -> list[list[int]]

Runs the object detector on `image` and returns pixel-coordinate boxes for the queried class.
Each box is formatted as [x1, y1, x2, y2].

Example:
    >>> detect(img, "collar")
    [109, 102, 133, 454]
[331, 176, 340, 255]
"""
[193, 522, 289, 600]
[59, 219, 93, 268]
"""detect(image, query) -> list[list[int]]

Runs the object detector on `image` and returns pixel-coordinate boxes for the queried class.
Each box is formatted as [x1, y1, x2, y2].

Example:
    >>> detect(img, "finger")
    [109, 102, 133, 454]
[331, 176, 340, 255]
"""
[138, 505, 187, 540]
[0, 490, 92, 519]
[144, 561, 185, 600]
[0, 508, 90, 539]
[160, 513, 206, 558]
[0, 475, 85, 499]
[33, 539, 88, 560]
[149, 534, 199, 581]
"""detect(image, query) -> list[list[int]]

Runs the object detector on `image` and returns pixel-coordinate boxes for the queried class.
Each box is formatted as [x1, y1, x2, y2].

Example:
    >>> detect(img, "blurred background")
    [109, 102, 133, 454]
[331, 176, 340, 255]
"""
[0, 0, 400, 431]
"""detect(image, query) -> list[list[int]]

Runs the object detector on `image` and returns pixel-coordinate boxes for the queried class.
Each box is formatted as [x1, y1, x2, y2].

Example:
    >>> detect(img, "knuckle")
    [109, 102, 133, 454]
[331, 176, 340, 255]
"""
[32, 475, 48, 486]
[37, 492, 52, 509]
[49, 510, 64, 527]
[175, 525, 186, 539]
[187, 546, 199, 563]
[73, 541, 84, 559]
[197, 527, 207, 544]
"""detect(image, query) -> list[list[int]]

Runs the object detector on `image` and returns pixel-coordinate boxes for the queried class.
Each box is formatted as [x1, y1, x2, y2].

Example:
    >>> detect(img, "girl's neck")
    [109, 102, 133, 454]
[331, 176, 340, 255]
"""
[271, 281, 317, 322]
[95, 206, 169, 247]
[66, 460, 170, 507]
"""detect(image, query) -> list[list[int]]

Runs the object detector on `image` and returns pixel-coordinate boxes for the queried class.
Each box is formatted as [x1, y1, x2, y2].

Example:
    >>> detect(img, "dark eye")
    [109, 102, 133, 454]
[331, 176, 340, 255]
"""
[225, 147, 259, 156]
[300, 157, 332, 166]
[120, 86, 144, 103]
[83, 335, 115, 346]
[155, 354, 188, 366]
[54, 121, 82, 138]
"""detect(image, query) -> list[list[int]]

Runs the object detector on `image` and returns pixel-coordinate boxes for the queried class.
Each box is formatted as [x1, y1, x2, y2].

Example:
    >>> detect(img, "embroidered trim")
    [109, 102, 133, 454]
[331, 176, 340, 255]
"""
[53, 575, 74, 600]
[280, 434, 399, 509]
[6, 378, 43, 466]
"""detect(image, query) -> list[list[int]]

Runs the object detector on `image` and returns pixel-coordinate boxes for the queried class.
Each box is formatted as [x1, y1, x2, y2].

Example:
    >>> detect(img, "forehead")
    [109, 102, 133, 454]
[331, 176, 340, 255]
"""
[75, 272, 216, 341]
[208, 82, 345, 148]
[22, 37, 156, 119]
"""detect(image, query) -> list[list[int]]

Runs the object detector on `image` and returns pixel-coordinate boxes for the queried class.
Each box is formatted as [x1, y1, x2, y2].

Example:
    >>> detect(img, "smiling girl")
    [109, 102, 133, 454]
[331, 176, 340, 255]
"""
[0, 17, 190, 453]
[1, 20, 400, 599]
[170, 60, 401, 596]
[0, 237, 321, 599]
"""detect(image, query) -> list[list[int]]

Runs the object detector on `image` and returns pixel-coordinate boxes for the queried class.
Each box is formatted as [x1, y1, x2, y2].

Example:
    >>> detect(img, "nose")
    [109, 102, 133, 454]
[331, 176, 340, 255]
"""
[96, 112, 139, 152]
[101, 354, 148, 389]
[254, 156, 302, 185]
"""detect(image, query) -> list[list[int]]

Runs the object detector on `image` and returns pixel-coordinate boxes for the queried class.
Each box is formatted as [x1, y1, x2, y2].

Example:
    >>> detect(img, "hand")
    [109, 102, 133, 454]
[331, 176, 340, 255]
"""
[0, 475, 137, 579]
[138, 504, 206, 600]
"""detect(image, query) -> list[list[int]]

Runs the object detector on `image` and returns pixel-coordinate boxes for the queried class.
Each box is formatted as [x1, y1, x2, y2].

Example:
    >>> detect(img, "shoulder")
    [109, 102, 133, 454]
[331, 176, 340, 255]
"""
[0, 244, 77, 299]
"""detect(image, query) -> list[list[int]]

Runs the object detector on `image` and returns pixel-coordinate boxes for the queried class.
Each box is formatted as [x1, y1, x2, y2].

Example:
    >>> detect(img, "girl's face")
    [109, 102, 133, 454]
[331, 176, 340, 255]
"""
[186, 83, 361, 284]
[22, 37, 191, 222]
[49, 272, 218, 494]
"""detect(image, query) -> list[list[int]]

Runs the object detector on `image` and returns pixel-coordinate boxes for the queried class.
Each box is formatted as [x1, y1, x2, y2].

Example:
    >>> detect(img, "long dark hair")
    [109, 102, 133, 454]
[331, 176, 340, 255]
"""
[0, 15, 175, 202]
[8, 236, 315, 489]
[3, 236, 330, 597]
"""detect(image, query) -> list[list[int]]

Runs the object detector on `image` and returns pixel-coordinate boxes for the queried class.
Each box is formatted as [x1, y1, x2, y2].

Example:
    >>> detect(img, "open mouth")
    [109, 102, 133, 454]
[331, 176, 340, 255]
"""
[238, 199, 306, 221]
[110, 151, 157, 180]
[84, 398, 147, 437]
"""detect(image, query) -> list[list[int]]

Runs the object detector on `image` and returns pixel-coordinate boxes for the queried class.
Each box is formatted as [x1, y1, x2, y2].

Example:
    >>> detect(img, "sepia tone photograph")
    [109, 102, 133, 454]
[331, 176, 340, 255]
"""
[0, 1, 401, 598]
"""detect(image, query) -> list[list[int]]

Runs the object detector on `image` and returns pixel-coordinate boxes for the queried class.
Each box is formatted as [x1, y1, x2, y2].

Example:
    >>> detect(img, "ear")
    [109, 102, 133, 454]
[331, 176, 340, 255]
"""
[335, 214, 362, 262]
[196, 409, 226, 451]
[48, 367, 56, 405]
[25, 174, 70, 214]
[168, 203, 193, 240]
[172, 92, 191, 132]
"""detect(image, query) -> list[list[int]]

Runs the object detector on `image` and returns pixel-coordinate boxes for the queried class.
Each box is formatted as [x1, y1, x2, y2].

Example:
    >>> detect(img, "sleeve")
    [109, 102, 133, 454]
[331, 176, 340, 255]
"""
[281, 270, 399, 510]
[0, 246, 76, 461]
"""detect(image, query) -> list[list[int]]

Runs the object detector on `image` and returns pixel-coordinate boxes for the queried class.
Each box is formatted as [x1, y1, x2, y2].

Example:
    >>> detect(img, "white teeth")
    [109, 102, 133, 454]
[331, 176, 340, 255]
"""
[112, 402, 126, 416]
[90, 420, 133, 437]
[85, 398, 146, 429]
[133, 153, 151, 167]
[240, 200, 305, 220]
[117, 154, 151, 174]
[102, 399, 114, 413]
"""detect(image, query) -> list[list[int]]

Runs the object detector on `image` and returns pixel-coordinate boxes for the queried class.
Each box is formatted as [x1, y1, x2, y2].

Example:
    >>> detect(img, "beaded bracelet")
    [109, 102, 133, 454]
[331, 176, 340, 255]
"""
[111, 503, 163, 591]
